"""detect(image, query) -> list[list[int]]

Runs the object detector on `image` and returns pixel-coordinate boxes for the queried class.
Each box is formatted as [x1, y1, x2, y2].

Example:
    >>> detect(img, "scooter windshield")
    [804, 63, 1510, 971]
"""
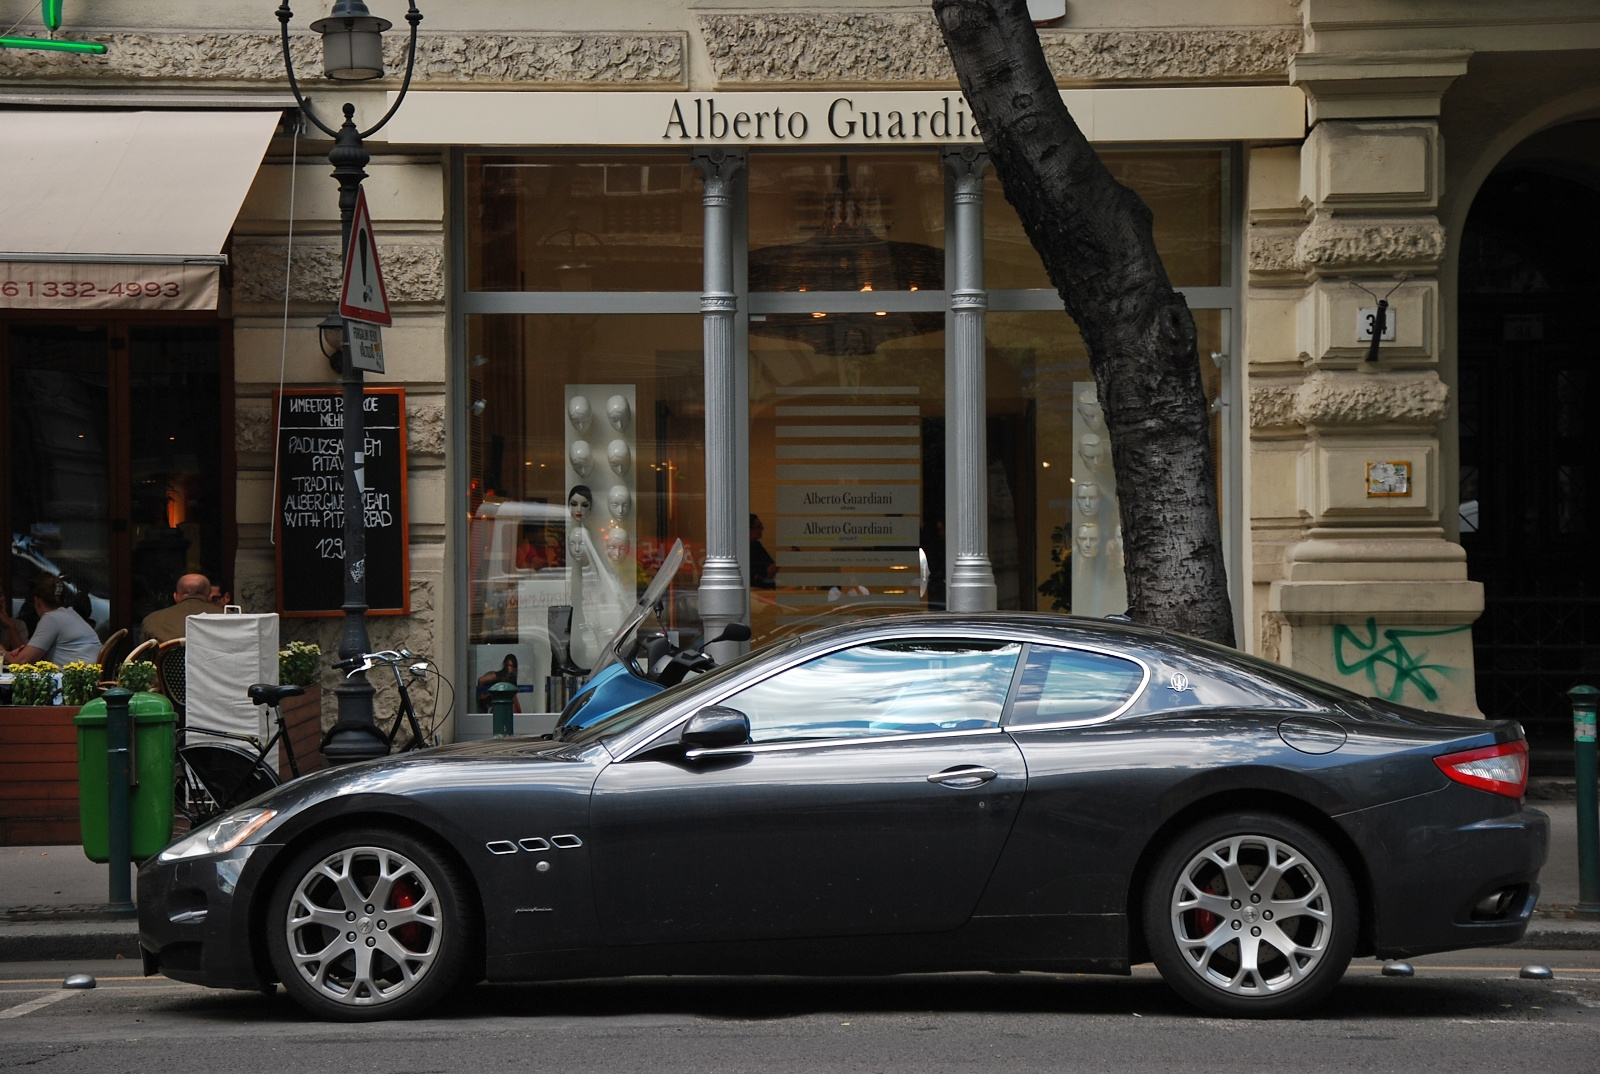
[586, 538, 687, 678]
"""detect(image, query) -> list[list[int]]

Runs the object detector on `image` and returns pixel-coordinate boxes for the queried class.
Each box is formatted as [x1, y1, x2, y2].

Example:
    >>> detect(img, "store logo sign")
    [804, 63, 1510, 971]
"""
[663, 96, 977, 143]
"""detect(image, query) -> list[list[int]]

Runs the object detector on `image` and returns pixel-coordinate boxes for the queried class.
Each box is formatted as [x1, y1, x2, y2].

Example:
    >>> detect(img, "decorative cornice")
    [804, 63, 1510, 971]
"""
[699, 12, 1300, 86]
[1295, 215, 1446, 277]
[232, 240, 443, 308]
[0, 31, 686, 87]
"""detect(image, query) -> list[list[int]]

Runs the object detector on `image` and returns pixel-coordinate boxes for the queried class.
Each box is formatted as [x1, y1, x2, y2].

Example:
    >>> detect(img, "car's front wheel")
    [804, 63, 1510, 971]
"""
[267, 828, 474, 1021]
[1144, 813, 1357, 1017]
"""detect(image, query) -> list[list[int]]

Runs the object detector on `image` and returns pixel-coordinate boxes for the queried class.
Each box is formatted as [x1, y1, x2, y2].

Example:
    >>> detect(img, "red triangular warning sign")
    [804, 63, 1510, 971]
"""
[339, 186, 392, 327]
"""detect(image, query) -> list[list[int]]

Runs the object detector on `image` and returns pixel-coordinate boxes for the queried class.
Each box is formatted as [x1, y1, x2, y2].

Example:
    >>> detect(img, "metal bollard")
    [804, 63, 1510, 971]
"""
[1570, 685, 1600, 916]
[102, 687, 135, 916]
[489, 681, 517, 737]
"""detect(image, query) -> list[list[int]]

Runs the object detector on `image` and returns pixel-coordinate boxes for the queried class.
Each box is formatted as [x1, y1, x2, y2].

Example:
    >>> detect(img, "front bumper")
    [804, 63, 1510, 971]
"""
[1337, 786, 1547, 958]
[137, 843, 283, 990]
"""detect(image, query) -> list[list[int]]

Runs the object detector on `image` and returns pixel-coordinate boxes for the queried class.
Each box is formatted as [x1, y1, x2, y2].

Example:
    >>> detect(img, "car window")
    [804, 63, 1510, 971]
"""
[722, 640, 1021, 745]
[1007, 645, 1145, 727]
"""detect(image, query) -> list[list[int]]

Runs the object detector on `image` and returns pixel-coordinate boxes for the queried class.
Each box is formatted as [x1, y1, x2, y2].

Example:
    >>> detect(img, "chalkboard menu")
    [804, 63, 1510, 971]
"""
[274, 387, 410, 617]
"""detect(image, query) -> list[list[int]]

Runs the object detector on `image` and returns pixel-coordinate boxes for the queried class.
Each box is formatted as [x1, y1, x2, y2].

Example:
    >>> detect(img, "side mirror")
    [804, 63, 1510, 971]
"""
[681, 706, 751, 752]
[707, 622, 752, 645]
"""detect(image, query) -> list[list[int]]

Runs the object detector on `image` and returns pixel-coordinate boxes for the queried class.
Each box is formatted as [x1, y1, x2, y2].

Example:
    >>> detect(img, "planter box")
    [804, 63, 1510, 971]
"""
[278, 686, 327, 779]
[0, 706, 83, 846]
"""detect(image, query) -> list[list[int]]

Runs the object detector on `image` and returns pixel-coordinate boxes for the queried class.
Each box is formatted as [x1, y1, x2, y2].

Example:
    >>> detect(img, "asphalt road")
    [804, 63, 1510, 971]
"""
[3, 949, 1600, 1073]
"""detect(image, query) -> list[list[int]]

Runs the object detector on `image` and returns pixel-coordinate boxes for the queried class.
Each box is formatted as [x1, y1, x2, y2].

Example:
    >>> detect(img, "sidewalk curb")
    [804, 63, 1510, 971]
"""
[1512, 917, 1600, 951]
[0, 920, 140, 963]
[1, 916, 1598, 965]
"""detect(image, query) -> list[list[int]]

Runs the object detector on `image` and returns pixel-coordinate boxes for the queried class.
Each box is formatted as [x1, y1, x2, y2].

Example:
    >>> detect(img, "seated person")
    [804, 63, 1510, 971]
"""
[0, 579, 28, 652]
[7, 578, 100, 666]
[139, 573, 213, 644]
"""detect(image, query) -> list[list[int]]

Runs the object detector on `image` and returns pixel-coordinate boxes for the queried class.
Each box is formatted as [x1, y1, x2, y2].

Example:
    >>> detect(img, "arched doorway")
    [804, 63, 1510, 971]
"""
[1459, 121, 1600, 774]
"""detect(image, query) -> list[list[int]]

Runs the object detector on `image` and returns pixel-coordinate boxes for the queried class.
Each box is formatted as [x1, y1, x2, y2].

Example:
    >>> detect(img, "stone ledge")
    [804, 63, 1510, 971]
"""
[699, 12, 1301, 86]
[0, 31, 687, 87]
[1296, 215, 1447, 276]
[232, 240, 443, 307]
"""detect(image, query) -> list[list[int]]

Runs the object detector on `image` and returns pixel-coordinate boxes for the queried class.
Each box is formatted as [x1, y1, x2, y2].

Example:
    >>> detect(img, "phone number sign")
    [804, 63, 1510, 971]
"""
[0, 261, 220, 311]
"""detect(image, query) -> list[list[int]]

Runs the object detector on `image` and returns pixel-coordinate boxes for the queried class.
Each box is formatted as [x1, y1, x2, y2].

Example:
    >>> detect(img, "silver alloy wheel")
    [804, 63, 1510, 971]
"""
[283, 846, 442, 1007]
[1169, 833, 1331, 997]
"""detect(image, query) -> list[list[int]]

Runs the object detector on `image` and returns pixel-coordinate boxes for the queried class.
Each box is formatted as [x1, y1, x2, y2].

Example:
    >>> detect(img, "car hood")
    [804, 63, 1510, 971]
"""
[232, 737, 610, 842]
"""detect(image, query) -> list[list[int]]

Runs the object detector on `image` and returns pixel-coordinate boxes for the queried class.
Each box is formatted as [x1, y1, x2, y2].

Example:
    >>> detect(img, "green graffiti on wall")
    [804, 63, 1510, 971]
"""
[1332, 618, 1471, 703]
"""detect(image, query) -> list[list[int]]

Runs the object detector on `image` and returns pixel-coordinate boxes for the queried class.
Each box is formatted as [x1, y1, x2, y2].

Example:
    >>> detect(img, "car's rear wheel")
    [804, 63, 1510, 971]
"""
[1144, 813, 1357, 1018]
[267, 828, 473, 1021]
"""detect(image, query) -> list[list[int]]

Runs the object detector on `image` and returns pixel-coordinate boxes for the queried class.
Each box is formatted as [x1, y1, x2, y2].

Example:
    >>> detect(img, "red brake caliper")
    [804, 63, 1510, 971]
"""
[1194, 876, 1225, 937]
[389, 878, 424, 948]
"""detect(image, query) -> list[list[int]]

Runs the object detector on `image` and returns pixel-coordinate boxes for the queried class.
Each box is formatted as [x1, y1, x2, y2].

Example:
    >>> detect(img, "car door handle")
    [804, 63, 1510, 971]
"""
[927, 765, 997, 788]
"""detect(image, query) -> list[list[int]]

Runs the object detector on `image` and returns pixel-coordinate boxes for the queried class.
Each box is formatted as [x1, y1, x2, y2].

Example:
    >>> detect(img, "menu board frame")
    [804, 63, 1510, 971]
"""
[273, 386, 410, 618]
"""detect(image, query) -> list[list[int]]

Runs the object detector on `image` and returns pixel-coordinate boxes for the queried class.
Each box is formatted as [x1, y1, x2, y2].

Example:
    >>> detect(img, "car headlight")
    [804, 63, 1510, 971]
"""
[158, 809, 277, 862]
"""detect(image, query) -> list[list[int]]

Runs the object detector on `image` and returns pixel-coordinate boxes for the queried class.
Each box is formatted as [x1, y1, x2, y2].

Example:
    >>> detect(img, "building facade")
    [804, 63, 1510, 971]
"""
[1, 1, 1596, 769]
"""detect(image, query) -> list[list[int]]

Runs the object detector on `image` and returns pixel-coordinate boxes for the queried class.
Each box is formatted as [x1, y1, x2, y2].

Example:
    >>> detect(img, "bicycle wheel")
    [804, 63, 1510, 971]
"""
[178, 742, 280, 814]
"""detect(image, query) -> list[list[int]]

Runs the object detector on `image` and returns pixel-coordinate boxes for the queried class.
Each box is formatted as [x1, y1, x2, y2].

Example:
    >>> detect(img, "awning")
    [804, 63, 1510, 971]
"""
[0, 109, 281, 311]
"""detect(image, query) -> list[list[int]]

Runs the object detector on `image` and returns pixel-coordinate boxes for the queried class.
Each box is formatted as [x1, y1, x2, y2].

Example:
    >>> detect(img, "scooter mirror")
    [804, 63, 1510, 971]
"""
[707, 622, 752, 645]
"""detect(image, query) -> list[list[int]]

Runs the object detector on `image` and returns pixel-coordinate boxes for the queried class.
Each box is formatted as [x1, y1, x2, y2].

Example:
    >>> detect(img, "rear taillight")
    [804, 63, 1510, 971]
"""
[1434, 740, 1528, 798]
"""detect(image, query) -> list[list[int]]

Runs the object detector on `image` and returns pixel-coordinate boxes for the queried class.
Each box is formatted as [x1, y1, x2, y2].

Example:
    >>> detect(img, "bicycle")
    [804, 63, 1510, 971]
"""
[175, 684, 308, 826]
[176, 650, 449, 825]
[322, 649, 445, 755]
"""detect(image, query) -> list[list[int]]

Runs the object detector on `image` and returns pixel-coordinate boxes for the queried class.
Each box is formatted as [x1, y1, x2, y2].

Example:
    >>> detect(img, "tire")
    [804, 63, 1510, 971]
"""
[1143, 813, 1357, 1018]
[267, 827, 475, 1021]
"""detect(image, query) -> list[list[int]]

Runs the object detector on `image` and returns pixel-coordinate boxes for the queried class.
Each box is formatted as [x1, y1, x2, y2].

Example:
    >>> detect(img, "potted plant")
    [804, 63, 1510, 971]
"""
[277, 641, 325, 776]
[0, 660, 79, 844]
[118, 660, 158, 693]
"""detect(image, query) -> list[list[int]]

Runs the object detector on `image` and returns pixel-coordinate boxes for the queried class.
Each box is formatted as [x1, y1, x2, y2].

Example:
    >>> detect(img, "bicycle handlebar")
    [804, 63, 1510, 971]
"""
[334, 649, 424, 676]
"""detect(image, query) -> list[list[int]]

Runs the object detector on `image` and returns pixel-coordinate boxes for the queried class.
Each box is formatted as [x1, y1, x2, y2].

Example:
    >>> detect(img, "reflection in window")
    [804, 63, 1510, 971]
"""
[465, 314, 705, 712]
[464, 155, 703, 292]
[725, 640, 1020, 743]
[1008, 645, 1144, 726]
[985, 149, 1225, 290]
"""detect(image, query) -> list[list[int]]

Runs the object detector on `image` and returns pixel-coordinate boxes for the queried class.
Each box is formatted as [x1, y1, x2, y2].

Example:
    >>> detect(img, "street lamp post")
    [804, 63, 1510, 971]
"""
[276, 1, 422, 765]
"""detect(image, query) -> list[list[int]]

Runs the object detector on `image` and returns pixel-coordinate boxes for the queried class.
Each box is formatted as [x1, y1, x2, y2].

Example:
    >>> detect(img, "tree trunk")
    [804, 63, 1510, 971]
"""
[932, 0, 1235, 645]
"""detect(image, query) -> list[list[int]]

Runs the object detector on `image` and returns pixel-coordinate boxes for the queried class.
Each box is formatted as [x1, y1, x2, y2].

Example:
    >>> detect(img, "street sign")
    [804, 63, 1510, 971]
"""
[346, 318, 385, 373]
[338, 186, 392, 327]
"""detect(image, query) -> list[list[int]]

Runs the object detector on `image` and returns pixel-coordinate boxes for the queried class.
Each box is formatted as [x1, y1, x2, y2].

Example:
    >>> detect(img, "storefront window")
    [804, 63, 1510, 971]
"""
[749, 328, 944, 647]
[465, 313, 704, 710]
[7, 326, 111, 633]
[985, 149, 1226, 290]
[464, 154, 703, 291]
[6, 323, 225, 642]
[987, 308, 1223, 615]
[749, 153, 945, 292]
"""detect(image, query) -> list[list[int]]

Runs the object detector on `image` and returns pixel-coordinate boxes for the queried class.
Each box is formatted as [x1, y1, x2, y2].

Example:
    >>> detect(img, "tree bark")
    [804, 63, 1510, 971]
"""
[932, 0, 1235, 645]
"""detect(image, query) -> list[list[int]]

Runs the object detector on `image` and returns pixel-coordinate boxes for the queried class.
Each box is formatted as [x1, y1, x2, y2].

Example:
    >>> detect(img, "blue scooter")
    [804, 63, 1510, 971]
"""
[553, 539, 751, 734]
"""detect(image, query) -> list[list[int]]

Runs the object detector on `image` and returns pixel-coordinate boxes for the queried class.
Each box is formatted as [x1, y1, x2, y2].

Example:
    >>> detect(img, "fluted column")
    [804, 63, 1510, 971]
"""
[944, 147, 997, 613]
[693, 149, 747, 659]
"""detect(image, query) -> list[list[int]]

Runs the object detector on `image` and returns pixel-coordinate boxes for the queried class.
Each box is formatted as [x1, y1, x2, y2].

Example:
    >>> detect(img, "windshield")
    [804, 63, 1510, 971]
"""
[586, 539, 688, 678]
[558, 637, 799, 749]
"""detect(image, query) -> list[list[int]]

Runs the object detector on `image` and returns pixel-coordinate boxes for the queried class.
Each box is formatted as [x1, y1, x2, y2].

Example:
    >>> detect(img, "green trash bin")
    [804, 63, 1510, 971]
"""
[75, 692, 177, 863]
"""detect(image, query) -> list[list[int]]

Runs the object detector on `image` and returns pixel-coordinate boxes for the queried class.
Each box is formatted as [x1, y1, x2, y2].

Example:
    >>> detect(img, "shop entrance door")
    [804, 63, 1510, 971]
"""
[1459, 163, 1600, 774]
[2, 320, 231, 649]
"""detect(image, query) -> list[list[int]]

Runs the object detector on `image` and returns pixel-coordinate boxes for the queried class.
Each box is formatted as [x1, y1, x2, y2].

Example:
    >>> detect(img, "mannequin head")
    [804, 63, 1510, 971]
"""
[567, 395, 593, 434]
[567, 484, 593, 523]
[568, 439, 592, 477]
[608, 485, 632, 521]
[1075, 481, 1100, 518]
[607, 439, 631, 476]
[1076, 387, 1104, 431]
[1075, 522, 1100, 558]
[606, 394, 632, 432]
[1078, 433, 1105, 472]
